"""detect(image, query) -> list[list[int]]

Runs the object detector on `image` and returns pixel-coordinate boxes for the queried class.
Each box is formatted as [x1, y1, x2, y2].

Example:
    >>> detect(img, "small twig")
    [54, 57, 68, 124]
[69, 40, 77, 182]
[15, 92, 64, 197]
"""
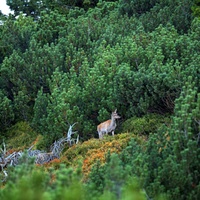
[76, 135, 79, 144]
[1, 168, 8, 182]
[197, 132, 200, 145]
[143, 188, 153, 200]
[28, 145, 34, 151]
[194, 118, 200, 125]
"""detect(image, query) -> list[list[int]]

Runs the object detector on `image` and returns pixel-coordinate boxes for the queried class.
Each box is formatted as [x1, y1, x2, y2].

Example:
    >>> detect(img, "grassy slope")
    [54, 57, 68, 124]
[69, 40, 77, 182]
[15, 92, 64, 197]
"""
[2, 123, 145, 178]
[2, 113, 168, 179]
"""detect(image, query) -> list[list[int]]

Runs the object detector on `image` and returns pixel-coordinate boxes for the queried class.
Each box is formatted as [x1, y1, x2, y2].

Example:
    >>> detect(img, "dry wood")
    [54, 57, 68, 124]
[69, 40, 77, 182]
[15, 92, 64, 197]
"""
[0, 123, 78, 181]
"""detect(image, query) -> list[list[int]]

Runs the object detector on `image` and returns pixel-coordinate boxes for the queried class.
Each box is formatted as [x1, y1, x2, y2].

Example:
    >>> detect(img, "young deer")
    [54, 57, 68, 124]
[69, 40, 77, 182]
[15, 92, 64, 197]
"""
[97, 109, 121, 139]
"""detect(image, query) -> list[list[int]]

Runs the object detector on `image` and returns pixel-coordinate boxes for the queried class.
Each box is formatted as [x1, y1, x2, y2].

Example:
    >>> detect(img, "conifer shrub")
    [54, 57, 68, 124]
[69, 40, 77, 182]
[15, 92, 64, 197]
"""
[0, 2, 200, 200]
[0, 159, 84, 200]
[0, 154, 153, 200]
[87, 153, 148, 200]
[119, 0, 194, 33]
[122, 113, 170, 135]
[5, 121, 38, 150]
[1, 170, 49, 200]
[86, 78, 199, 199]
[35, 132, 58, 151]
[0, 91, 14, 133]
[117, 79, 200, 199]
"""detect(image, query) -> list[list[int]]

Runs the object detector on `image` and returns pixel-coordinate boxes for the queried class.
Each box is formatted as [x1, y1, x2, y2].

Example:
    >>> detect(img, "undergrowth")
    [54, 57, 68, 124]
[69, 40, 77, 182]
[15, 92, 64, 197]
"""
[2, 122, 38, 151]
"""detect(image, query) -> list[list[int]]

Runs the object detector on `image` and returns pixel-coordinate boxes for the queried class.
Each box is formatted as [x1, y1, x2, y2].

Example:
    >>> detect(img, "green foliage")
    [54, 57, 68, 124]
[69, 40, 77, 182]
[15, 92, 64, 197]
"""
[31, 89, 48, 133]
[119, 0, 194, 33]
[122, 113, 170, 134]
[4, 121, 38, 149]
[6, 0, 102, 18]
[0, 14, 36, 63]
[192, 0, 200, 17]
[171, 77, 199, 143]
[119, 0, 159, 17]
[6, 0, 72, 18]
[86, 79, 200, 199]
[165, 85, 200, 198]
[115, 81, 200, 199]
[1, 1, 199, 144]
[32, 18, 200, 143]
[13, 90, 32, 121]
[0, 90, 14, 132]
[34, 10, 68, 45]
[0, 2, 200, 199]
[1, 154, 49, 200]
[87, 153, 146, 199]
[0, 153, 148, 200]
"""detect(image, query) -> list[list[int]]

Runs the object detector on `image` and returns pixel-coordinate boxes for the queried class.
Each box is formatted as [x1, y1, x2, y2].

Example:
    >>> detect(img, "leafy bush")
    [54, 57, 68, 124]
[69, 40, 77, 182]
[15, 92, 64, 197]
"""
[119, 0, 159, 17]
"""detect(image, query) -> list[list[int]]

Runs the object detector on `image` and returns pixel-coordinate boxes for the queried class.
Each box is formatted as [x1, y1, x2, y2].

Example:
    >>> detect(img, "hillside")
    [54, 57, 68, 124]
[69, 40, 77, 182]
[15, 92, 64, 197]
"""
[0, 0, 200, 199]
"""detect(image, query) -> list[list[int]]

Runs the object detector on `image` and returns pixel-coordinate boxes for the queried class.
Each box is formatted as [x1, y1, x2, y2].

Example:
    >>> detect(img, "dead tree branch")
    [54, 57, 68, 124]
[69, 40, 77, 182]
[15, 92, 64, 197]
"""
[0, 123, 78, 180]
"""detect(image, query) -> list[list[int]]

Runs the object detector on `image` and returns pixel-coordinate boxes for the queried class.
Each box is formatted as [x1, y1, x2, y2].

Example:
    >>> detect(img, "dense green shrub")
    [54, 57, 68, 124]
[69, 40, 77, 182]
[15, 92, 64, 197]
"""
[32, 18, 200, 144]
[0, 90, 14, 132]
[0, 2, 200, 199]
[0, 14, 36, 64]
[1, 1, 199, 145]
[119, 0, 159, 17]
[119, 0, 194, 33]
[87, 153, 147, 200]
[87, 77, 200, 200]
[122, 113, 170, 134]
[4, 121, 38, 149]
[192, 0, 200, 17]
[118, 80, 200, 199]
[1, 154, 149, 200]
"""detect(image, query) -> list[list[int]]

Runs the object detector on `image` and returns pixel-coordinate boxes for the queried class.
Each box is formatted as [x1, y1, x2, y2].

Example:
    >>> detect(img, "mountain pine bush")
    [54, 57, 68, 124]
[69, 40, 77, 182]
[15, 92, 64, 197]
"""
[0, 1, 200, 199]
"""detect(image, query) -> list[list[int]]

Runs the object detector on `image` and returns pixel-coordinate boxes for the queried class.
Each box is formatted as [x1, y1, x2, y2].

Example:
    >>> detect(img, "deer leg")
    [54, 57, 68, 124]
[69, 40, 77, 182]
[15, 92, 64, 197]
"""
[98, 131, 102, 139]
[112, 131, 115, 136]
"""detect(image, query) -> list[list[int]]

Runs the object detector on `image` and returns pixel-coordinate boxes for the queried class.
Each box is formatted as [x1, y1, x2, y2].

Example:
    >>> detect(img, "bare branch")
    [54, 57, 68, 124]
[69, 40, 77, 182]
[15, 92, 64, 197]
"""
[0, 122, 79, 180]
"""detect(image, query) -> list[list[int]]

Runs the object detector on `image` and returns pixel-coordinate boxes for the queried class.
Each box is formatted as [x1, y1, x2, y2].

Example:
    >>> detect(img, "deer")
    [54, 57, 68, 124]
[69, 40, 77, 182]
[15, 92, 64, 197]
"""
[97, 109, 121, 139]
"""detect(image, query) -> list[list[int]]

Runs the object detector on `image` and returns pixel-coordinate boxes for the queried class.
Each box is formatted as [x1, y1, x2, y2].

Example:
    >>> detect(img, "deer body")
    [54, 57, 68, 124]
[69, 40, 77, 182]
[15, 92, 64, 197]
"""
[97, 109, 120, 139]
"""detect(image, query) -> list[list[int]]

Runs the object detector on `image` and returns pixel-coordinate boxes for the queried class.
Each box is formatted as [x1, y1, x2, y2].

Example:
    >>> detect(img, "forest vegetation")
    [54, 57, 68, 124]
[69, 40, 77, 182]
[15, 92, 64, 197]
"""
[0, 0, 200, 199]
